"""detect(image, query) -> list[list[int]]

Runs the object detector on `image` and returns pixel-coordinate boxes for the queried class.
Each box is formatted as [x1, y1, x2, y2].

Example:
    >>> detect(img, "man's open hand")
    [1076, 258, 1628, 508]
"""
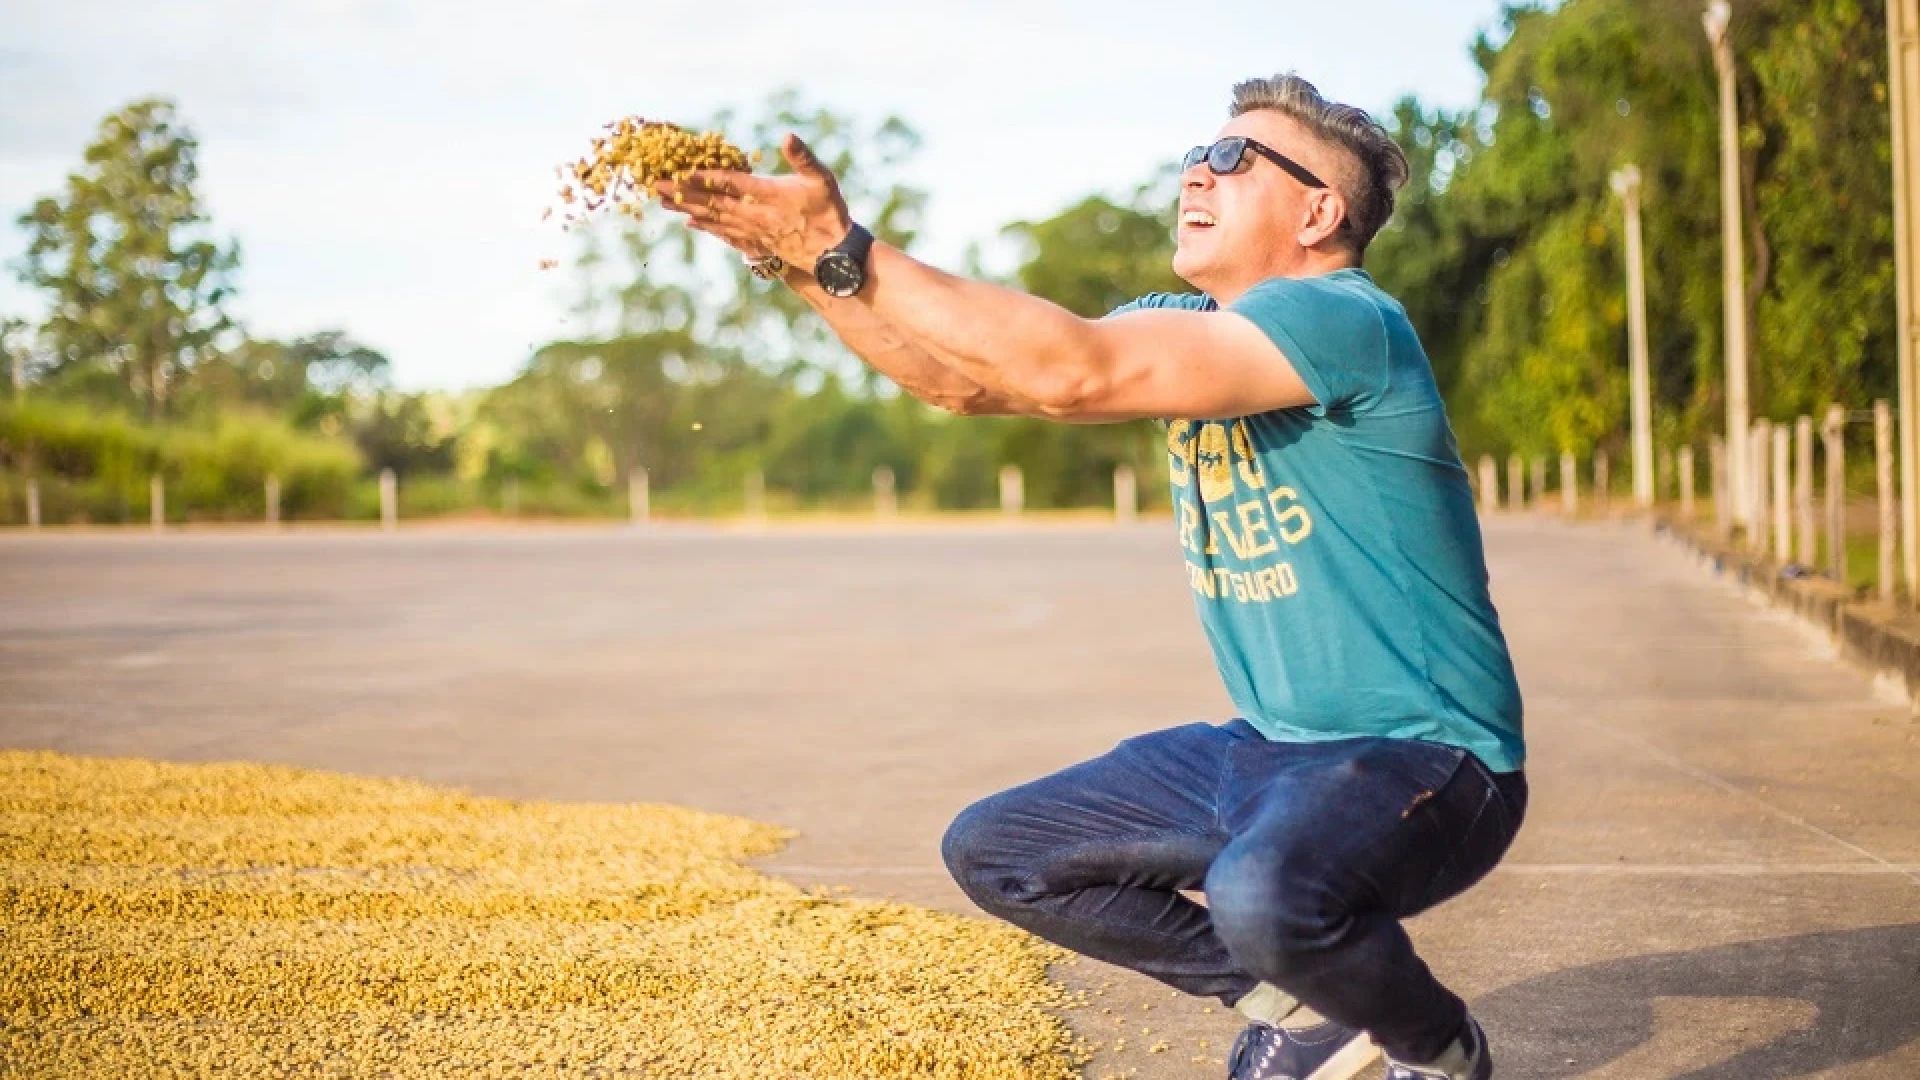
[656, 134, 854, 272]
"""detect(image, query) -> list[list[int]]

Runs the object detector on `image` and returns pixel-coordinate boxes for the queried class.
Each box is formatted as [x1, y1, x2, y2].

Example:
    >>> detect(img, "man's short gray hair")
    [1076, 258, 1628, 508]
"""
[1230, 74, 1410, 255]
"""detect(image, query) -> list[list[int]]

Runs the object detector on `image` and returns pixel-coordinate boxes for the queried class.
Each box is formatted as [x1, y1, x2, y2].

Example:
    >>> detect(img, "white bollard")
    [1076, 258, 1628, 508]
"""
[999, 465, 1024, 516]
[379, 468, 397, 532]
[1113, 464, 1137, 524]
[1750, 419, 1772, 556]
[1824, 406, 1845, 581]
[1530, 456, 1547, 510]
[1877, 401, 1895, 602]
[1679, 445, 1696, 521]
[1560, 452, 1577, 515]
[629, 468, 649, 525]
[1771, 425, 1791, 563]
[26, 477, 40, 530]
[1476, 455, 1500, 514]
[1710, 436, 1729, 536]
[1794, 416, 1815, 566]
[265, 475, 281, 527]
[150, 474, 164, 531]
[873, 465, 897, 518]
[1507, 455, 1525, 511]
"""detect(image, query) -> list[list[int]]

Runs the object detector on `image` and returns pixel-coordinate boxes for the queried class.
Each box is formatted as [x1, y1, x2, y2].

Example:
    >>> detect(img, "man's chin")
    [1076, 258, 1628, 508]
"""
[1170, 251, 1209, 293]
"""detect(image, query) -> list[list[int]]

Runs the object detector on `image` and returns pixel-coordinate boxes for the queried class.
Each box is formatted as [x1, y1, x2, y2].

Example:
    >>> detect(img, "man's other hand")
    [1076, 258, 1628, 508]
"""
[656, 134, 855, 271]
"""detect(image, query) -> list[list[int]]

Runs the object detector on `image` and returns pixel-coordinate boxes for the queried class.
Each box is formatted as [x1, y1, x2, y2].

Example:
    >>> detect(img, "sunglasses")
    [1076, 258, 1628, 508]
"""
[1181, 137, 1328, 190]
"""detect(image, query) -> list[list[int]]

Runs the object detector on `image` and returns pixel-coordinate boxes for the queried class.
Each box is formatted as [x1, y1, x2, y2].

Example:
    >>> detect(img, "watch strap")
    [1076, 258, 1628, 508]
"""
[815, 223, 873, 278]
[835, 222, 874, 265]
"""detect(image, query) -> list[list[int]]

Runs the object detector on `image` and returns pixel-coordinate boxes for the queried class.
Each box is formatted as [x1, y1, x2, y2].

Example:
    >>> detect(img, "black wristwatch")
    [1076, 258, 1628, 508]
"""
[814, 223, 874, 298]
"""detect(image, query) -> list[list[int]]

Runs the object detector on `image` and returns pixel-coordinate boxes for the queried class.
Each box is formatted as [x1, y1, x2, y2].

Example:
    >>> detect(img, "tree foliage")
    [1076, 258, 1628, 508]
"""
[1369, 0, 1894, 460]
[6, 4, 1906, 522]
[12, 99, 239, 419]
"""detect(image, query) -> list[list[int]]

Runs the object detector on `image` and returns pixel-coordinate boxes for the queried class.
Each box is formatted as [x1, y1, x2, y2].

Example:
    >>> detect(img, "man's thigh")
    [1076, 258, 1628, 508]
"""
[1214, 736, 1518, 919]
[944, 720, 1238, 892]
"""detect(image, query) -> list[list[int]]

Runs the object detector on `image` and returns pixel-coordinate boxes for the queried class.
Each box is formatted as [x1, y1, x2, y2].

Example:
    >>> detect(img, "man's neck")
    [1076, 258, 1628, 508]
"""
[1206, 250, 1359, 305]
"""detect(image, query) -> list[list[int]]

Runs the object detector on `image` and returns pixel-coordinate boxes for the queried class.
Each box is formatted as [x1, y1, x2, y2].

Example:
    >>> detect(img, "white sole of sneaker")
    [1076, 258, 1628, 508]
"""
[1307, 1034, 1383, 1080]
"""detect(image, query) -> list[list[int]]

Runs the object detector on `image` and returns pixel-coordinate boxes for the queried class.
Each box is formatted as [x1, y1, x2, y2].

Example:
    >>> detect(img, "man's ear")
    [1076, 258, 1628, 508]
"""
[1299, 189, 1348, 249]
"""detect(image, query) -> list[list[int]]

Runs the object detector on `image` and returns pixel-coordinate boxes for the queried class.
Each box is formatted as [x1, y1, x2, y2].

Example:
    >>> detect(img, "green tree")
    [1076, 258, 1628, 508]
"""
[1370, 0, 1894, 465]
[1744, 0, 1895, 416]
[12, 99, 239, 419]
[182, 331, 391, 423]
[1368, 98, 1497, 419]
[352, 392, 458, 476]
[1448, 0, 1728, 458]
[1001, 187, 1185, 318]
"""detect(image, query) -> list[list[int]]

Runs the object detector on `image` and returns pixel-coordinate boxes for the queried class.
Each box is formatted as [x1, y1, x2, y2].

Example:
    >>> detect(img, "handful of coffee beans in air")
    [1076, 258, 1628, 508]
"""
[552, 118, 760, 227]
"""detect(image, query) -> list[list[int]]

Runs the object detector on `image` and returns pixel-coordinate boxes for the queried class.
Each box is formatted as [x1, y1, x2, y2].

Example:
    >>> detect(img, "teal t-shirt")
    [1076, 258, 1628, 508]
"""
[1115, 269, 1525, 771]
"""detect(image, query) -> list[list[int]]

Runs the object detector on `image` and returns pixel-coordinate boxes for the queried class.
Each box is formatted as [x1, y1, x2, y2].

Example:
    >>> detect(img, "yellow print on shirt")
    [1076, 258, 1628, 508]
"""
[1185, 560, 1301, 602]
[1174, 480, 1314, 559]
[1195, 422, 1234, 502]
[1167, 419, 1270, 496]
[1169, 418, 1315, 603]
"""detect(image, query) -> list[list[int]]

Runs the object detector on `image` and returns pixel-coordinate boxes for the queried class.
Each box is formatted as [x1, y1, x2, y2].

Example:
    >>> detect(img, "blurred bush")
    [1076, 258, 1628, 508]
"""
[0, 400, 360, 524]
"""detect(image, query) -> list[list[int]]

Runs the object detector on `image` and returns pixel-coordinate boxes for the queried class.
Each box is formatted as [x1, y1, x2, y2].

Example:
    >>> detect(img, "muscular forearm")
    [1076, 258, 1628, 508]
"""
[781, 268, 1039, 416]
[857, 244, 1106, 416]
[657, 145, 1107, 417]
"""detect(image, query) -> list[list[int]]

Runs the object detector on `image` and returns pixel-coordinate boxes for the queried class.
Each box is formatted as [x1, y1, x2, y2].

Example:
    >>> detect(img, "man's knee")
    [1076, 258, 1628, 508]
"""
[1203, 843, 1347, 979]
[941, 794, 1037, 909]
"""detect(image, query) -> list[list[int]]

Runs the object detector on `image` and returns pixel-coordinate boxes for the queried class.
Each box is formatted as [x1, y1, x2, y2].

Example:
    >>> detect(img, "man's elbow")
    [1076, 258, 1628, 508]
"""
[1019, 334, 1113, 419]
[1020, 371, 1106, 420]
[940, 387, 1013, 417]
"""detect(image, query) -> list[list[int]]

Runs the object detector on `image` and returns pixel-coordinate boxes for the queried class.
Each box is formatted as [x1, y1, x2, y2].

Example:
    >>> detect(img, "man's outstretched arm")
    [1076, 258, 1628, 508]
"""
[777, 267, 1043, 417]
[857, 243, 1311, 421]
[662, 135, 1319, 423]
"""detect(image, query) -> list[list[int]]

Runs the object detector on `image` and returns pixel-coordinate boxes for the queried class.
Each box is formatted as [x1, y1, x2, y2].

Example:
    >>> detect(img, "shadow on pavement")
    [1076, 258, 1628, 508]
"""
[1478, 924, 1920, 1079]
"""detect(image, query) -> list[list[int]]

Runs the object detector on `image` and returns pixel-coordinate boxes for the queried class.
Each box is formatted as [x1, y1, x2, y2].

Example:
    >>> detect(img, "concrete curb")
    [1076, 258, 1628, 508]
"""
[1655, 515, 1920, 710]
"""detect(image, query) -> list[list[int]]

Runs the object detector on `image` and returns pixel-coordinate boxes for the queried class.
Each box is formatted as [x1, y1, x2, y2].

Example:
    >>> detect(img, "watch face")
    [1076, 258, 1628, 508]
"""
[816, 251, 864, 297]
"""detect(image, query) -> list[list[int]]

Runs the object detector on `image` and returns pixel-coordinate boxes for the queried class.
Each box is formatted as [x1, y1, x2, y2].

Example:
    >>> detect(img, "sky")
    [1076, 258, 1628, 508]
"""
[0, 0, 1511, 390]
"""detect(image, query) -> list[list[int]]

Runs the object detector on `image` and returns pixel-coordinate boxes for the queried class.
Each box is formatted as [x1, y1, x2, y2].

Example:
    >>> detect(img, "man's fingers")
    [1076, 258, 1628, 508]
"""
[683, 213, 764, 250]
[682, 199, 746, 230]
[654, 180, 701, 205]
[781, 134, 829, 180]
[682, 202, 767, 249]
[682, 169, 779, 198]
[681, 171, 739, 196]
[656, 180, 765, 215]
[685, 218, 755, 249]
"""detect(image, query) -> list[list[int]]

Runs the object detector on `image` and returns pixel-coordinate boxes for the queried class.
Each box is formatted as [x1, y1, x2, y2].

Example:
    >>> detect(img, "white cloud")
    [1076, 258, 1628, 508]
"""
[0, 0, 1501, 389]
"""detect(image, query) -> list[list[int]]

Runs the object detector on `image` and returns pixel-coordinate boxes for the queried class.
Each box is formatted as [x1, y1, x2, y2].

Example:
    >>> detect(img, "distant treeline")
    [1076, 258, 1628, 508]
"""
[1, 1, 1899, 523]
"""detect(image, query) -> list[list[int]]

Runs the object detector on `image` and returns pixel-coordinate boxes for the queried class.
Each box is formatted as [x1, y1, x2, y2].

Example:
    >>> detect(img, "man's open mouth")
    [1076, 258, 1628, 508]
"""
[1180, 209, 1216, 229]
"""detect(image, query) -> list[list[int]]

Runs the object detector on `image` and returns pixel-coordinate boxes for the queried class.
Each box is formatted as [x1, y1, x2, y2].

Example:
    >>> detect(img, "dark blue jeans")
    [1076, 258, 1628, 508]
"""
[941, 720, 1527, 1064]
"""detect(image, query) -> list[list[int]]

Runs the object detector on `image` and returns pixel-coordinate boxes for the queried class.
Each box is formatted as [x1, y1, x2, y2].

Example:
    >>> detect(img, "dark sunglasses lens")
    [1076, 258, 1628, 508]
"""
[1208, 138, 1250, 174]
[1182, 145, 1209, 171]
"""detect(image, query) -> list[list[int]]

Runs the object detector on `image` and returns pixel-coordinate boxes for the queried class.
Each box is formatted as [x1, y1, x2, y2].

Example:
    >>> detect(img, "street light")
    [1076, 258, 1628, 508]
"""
[1611, 166, 1654, 509]
[1704, 0, 1753, 534]
[1885, 0, 1920, 599]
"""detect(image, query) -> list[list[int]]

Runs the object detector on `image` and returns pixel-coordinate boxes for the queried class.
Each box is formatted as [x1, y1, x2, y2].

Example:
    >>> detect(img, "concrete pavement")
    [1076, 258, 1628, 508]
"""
[3, 516, 1917, 1077]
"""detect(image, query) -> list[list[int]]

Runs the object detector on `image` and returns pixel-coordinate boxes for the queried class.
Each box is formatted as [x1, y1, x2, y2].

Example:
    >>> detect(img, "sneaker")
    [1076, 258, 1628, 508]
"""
[1384, 1015, 1492, 1080]
[1226, 1019, 1381, 1080]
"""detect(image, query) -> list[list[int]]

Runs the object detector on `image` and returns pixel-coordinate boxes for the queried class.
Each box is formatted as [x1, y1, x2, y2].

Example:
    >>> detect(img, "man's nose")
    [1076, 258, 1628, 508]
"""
[1183, 165, 1213, 191]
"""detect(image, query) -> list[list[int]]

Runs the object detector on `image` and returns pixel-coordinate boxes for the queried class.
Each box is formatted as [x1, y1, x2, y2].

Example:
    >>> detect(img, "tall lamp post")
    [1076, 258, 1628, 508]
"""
[1704, 1, 1753, 533]
[1887, 0, 1920, 598]
[1612, 165, 1655, 509]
